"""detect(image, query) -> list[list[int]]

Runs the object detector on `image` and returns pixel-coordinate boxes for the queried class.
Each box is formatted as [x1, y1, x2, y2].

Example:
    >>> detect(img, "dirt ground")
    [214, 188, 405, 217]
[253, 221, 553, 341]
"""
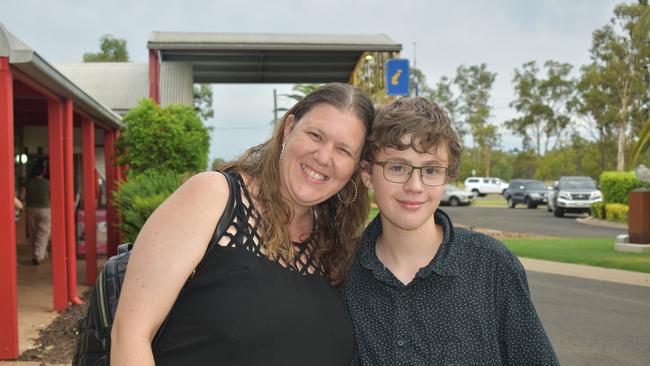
[18, 297, 88, 365]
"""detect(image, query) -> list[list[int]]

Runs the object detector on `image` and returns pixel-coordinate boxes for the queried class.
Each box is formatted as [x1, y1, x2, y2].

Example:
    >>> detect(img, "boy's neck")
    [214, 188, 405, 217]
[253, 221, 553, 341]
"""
[375, 214, 443, 285]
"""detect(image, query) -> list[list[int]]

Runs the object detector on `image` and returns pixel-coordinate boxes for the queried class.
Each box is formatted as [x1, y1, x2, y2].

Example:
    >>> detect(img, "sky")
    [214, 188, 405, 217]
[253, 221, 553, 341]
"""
[3, 0, 622, 162]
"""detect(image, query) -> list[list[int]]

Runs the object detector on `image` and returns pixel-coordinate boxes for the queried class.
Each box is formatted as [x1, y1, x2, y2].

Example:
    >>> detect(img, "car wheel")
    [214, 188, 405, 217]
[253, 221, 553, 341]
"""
[526, 198, 535, 209]
[554, 206, 564, 217]
[507, 197, 515, 208]
[449, 197, 460, 207]
[472, 189, 480, 197]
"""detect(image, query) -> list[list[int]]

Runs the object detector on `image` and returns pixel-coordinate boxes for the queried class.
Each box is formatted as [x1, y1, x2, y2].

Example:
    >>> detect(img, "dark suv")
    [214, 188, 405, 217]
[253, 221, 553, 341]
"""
[504, 179, 548, 209]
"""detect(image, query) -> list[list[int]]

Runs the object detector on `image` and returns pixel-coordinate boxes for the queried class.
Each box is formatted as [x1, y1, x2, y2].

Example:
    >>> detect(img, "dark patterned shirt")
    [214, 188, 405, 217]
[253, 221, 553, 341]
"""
[342, 209, 559, 366]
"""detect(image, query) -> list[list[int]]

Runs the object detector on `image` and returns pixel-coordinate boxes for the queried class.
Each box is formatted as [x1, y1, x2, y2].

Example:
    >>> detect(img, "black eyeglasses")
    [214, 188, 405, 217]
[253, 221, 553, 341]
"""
[371, 161, 448, 187]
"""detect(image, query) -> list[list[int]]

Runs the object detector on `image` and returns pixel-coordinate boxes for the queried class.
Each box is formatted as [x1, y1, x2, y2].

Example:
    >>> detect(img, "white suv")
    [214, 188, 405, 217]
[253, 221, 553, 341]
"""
[464, 177, 509, 197]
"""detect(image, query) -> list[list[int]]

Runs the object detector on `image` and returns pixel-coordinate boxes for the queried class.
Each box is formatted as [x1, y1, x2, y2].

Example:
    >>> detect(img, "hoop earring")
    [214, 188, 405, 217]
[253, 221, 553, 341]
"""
[337, 180, 358, 205]
[279, 143, 286, 161]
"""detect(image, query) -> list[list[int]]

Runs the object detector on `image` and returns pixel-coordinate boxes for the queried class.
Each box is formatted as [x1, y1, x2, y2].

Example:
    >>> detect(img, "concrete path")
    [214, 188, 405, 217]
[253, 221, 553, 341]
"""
[521, 258, 650, 287]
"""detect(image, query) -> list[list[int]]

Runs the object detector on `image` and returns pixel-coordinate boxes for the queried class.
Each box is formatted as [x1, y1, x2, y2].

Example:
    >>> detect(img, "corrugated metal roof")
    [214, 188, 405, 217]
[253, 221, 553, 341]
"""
[0, 23, 123, 129]
[148, 32, 402, 52]
[160, 62, 193, 107]
[55, 63, 148, 115]
[56, 62, 193, 115]
[148, 31, 402, 84]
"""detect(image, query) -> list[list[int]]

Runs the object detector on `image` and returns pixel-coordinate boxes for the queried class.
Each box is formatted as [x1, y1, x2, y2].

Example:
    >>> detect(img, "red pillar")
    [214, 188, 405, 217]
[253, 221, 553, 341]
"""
[148, 49, 160, 104]
[104, 130, 118, 257]
[47, 98, 68, 311]
[113, 129, 124, 245]
[63, 101, 82, 305]
[82, 119, 97, 284]
[0, 57, 18, 359]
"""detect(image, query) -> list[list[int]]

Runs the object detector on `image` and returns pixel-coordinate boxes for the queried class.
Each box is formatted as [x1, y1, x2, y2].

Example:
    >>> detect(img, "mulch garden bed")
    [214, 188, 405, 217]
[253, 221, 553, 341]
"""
[18, 294, 89, 365]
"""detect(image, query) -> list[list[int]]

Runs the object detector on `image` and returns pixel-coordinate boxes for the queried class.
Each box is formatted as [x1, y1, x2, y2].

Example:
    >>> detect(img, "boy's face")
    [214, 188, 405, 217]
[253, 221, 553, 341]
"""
[362, 135, 448, 232]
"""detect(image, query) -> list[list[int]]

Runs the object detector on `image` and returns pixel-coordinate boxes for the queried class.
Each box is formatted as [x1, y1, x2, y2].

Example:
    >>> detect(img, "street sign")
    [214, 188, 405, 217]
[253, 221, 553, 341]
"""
[386, 58, 410, 96]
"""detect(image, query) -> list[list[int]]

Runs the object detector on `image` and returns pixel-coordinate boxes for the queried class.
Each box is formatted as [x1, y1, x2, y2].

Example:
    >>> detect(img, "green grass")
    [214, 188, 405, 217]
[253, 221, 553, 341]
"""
[502, 237, 650, 273]
[472, 198, 507, 207]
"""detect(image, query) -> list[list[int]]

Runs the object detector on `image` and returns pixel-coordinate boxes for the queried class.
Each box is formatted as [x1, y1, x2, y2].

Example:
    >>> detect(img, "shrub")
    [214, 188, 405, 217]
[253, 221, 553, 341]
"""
[591, 201, 606, 219]
[113, 169, 183, 242]
[605, 203, 629, 223]
[116, 99, 210, 176]
[599, 171, 647, 204]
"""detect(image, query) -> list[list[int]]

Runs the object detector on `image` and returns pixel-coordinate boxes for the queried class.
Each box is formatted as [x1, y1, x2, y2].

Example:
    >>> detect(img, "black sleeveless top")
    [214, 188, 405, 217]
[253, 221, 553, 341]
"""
[152, 172, 354, 365]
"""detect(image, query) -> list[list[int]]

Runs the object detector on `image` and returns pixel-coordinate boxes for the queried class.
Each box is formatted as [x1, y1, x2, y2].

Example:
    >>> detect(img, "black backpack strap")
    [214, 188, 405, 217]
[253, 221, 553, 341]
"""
[208, 170, 237, 251]
[191, 170, 237, 277]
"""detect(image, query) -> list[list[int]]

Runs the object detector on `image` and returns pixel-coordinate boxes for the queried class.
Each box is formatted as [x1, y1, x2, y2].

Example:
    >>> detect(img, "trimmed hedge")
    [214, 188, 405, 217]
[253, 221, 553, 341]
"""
[605, 203, 629, 223]
[590, 201, 606, 219]
[599, 171, 649, 204]
[116, 99, 210, 176]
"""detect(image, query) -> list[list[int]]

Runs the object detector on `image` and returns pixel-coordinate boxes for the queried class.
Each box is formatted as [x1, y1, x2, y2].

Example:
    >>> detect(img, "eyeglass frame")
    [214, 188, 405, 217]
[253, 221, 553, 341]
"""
[370, 161, 449, 187]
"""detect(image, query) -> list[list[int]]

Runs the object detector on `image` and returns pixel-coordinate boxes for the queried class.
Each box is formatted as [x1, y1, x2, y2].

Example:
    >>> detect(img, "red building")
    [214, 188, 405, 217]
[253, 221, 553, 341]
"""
[0, 24, 124, 359]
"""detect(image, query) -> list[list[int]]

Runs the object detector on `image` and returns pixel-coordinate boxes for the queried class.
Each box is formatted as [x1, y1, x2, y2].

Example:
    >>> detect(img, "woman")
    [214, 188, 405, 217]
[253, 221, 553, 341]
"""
[111, 83, 373, 365]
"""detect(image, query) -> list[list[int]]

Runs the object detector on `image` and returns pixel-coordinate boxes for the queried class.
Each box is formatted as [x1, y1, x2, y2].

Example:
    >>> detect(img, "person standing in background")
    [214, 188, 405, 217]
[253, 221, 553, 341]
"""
[20, 159, 51, 265]
[14, 197, 23, 223]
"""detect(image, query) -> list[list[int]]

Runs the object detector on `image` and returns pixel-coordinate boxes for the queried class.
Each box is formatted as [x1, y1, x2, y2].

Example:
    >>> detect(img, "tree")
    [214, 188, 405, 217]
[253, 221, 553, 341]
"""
[539, 60, 575, 150]
[631, 118, 650, 166]
[409, 67, 433, 97]
[272, 84, 320, 124]
[586, 1, 650, 171]
[211, 157, 226, 171]
[573, 63, 619, 172]
[83, 34, 129, 62]
[454, 64, 498, 175]
[428, 76, 463, 137]
[506, 60, 574, 155]
[193, 84, 214, 121]
[116, 99, 210, 175]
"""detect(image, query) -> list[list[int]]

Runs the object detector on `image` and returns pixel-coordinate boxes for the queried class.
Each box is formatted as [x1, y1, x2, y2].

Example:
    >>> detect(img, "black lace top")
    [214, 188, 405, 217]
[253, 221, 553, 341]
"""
[152, 172, 354, 365]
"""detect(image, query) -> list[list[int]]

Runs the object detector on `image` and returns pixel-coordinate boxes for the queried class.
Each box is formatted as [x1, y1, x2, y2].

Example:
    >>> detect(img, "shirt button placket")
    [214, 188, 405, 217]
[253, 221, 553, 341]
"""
[394, 288, 409, 364]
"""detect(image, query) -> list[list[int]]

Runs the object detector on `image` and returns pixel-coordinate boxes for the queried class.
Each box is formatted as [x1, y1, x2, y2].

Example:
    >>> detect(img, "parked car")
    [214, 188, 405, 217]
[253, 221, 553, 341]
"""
[441, 184, 474, 206]
[504, 179, 548, 209]
[547, 176, 602, 217]
[463, 177, 509, 196]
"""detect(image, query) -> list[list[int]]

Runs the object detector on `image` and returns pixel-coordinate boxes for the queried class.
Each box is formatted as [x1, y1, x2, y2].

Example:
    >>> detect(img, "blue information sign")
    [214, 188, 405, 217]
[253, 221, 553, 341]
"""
[386, 59, 410, 96]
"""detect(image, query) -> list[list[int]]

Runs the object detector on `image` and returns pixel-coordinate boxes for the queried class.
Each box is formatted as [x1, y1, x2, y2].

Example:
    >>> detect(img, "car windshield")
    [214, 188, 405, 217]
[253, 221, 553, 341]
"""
[525, 182, 547, 190]
[447, 185, 460, 191]
[560, 179, 596, 189]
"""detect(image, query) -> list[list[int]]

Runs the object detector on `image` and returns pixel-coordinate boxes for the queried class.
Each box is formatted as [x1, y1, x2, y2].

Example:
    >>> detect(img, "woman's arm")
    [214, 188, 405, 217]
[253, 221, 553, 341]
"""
[110, 171, 230, 365]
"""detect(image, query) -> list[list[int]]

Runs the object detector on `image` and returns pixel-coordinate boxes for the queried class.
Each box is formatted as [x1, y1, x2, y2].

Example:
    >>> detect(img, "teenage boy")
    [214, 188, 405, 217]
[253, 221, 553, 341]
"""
[343, 97, 559, 365]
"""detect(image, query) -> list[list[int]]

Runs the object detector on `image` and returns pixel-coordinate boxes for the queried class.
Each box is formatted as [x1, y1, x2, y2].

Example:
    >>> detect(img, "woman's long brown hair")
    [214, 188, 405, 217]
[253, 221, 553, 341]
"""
[221, 83, 374, 285]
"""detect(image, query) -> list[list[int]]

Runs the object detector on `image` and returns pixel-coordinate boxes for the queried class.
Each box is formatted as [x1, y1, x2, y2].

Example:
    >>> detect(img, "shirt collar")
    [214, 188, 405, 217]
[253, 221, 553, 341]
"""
[358, 209, 459, 283]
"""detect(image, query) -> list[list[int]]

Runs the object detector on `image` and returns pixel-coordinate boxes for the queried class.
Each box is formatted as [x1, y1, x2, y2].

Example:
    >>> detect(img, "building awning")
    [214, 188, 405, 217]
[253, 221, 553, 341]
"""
[56, 62, 193, 115]
[0, 23, 123, 129]
[148, 32, 402, 84]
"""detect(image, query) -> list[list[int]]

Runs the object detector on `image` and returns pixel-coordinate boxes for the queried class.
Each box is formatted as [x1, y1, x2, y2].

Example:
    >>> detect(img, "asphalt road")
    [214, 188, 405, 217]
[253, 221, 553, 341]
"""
[529, 271, 650, 366]
[442, 205, 626, 238]
[440, 201, 646, 365]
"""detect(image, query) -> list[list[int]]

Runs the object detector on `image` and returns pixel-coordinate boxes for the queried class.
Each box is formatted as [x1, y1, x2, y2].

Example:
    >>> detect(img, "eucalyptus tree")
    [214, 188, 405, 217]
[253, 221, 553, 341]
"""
[583, 1, 650, 171]
[454, 63, 498, 175]
[506, 60, 574, 155]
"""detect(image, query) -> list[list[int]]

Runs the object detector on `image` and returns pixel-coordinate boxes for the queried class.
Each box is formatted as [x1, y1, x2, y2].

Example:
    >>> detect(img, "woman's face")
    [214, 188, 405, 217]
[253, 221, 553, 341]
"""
[280, 103, 366, 212]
